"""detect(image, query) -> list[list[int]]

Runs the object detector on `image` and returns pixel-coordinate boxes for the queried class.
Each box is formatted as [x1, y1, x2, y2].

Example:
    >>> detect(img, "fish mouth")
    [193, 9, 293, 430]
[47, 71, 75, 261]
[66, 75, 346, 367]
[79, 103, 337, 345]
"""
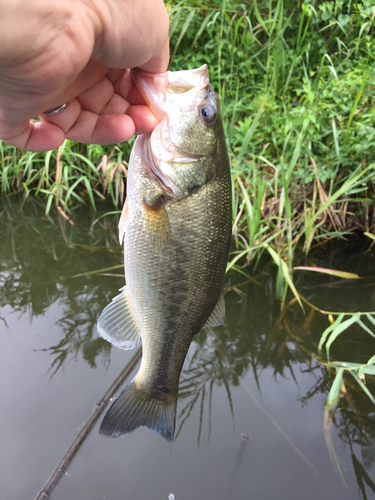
[133, 66, 211, 196]
[143, 135, 181, 196]
[131, 65, 210, 120]
[143, 134, 203, 198]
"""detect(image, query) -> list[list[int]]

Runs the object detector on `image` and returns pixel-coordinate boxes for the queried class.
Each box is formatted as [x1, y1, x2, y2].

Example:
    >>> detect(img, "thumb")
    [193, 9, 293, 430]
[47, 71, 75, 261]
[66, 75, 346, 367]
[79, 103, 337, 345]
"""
[138, 38, 170, 74]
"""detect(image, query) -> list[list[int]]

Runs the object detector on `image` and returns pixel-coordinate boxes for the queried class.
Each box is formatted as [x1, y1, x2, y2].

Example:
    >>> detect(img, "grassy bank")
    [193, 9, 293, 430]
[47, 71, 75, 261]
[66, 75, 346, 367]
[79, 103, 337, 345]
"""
[1, 1, 375, 264]
[170, 0, 375, 263]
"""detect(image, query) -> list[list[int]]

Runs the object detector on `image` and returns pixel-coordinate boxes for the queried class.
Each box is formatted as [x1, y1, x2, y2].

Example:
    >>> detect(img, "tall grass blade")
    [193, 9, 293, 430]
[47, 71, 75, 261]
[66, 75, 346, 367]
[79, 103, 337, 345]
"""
[237, 107, 264, 165]
[349, 371, 375, 406]
[326, 367, 344, 411]
[325, 314, 360, 361]
[191, 11, 214, 49]
[266, 245, 303, 310]
[172, 10, 196, 57]
[293, 266, 360, 279]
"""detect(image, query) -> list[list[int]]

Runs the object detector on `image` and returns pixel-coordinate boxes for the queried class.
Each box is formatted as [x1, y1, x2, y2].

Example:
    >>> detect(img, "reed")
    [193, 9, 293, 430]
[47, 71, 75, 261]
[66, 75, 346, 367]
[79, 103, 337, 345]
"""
[2, 1, 374, 257]
[1, 1, 375, 301]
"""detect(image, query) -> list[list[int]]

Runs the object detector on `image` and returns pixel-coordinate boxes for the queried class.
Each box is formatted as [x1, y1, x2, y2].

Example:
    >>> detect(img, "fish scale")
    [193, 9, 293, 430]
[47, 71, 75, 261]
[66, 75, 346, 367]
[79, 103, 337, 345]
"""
[97, 65, 231, 441]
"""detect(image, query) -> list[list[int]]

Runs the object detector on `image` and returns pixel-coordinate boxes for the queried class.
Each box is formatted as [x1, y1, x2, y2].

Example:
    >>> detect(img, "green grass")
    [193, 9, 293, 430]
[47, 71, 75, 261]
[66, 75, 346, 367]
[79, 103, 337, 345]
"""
[2, 1, 374, 260]
[0, 139, 133, 213]
[1, 1, 375, 404]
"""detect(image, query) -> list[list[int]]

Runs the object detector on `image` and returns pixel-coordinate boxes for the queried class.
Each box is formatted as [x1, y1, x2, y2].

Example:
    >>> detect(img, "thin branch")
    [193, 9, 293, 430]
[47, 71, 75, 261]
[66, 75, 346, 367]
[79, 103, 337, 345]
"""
[35, 348, 142, 500]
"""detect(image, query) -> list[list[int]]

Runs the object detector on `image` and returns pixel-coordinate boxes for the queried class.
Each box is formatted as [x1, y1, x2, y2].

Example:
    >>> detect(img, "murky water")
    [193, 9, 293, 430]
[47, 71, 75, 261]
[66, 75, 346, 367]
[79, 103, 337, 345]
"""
[1, 198, 375, 500]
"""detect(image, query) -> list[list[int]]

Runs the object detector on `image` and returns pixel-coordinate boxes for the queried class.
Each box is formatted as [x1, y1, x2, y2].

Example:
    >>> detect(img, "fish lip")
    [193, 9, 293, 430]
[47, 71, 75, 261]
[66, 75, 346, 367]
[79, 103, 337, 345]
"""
[132, 65, 209, 88]
[131, 65, 210, 120]
[143, 135, 181, 196]
[144, 135, 205, 196]
[131, 69, 168, 121]
[146, 119, 206, 195]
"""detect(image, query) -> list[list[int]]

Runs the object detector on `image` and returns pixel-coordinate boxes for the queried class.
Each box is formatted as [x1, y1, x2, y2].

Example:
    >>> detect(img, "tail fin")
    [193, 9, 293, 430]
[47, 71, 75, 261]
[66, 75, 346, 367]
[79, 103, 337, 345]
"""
[99, 381, 177, 442]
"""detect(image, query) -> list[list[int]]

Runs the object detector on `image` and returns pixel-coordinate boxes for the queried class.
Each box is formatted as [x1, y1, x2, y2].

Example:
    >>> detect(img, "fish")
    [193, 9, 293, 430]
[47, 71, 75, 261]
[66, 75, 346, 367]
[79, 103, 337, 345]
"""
[97, 64, 232, 442]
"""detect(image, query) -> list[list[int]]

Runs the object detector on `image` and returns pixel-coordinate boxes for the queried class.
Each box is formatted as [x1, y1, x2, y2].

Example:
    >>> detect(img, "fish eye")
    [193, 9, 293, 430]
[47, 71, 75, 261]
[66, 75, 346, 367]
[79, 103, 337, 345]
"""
[199, 103, 217, 125]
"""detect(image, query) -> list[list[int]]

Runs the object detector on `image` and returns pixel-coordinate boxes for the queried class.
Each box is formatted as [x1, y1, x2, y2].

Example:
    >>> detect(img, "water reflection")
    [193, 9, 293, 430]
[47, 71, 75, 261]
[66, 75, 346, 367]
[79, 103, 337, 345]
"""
[0, 197, 122, 371]
[1, 197, 375, 496]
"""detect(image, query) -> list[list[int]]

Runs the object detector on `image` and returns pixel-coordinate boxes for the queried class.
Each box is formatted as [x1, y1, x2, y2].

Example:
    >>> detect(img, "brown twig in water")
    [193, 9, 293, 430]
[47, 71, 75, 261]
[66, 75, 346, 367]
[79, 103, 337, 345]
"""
[57, 206, 75, 226]
[35, 348, 142, 500]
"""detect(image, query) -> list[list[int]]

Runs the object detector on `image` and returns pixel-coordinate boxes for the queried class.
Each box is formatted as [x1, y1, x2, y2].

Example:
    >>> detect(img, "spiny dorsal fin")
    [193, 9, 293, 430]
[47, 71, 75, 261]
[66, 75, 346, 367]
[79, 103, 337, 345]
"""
[204, 292, 225, 328]
[97, 286, 141, 350]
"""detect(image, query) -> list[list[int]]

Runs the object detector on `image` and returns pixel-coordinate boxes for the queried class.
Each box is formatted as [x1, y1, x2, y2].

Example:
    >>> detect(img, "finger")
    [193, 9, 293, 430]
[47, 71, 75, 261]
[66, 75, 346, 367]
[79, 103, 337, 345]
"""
[76, 76, 131, 115]
[41, 99, 82, 133]
[42, 94, 156, 144]
[65, 111, 136, 144]
[49, 62, 109, 113]
[76, 76, 115, 115]
[0, 120, 65, 152]
[127, 105, 159, 135]
[112, 73, 146, 106]
[106, 68, 128, 84]
[101, 93, 131, 115]
[111, 71, 143, 103]
[92, 1, 169, 71]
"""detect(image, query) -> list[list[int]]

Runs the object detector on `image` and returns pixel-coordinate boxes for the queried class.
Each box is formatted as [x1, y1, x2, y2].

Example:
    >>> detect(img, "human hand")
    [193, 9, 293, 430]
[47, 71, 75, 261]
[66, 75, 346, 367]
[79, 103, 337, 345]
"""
[0, 0, 169, 152]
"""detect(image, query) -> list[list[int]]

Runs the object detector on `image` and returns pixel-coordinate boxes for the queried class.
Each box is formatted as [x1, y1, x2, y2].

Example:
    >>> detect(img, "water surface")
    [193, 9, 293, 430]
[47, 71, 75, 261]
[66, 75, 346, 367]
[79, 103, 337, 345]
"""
[1, 198, 375, 500]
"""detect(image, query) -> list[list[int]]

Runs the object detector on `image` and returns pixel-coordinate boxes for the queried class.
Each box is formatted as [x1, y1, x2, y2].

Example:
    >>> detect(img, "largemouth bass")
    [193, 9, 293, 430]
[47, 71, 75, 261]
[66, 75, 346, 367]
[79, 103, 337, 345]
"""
[97, 65, 231, 442]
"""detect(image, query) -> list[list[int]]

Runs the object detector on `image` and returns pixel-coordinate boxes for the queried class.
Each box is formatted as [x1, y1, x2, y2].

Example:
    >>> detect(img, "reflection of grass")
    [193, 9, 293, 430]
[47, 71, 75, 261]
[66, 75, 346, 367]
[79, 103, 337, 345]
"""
[0, 197, 124, 372]
[352, 448, 375, 497]
[1, 198, 374, 492]
[176, 331, 235, 443]
[275, 266, 375, 410]
[42, 289, 113, 376]
[319, 313, 375, 409]
[178, 325, 319, 472]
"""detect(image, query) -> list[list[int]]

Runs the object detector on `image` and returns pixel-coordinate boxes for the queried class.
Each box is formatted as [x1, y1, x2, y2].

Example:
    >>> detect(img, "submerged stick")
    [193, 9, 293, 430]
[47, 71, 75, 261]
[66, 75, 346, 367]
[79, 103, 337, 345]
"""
[35, 348, 142, 500]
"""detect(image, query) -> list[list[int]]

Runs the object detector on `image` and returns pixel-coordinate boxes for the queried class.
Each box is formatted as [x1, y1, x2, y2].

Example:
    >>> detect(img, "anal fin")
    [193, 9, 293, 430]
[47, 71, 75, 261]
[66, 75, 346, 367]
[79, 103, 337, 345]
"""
[97, 286, 141, 350]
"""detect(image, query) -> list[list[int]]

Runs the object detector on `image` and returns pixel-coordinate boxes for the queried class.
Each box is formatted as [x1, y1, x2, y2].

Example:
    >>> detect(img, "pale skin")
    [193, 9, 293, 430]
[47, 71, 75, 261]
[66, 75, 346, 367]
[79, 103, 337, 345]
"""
[0, 0, 170, 151]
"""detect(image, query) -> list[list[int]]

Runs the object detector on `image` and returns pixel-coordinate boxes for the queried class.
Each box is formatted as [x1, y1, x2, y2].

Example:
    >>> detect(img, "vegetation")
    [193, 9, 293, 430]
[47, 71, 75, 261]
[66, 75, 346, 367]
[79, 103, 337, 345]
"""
[1, 1, 375, 410]
[1, 1, 375, 258]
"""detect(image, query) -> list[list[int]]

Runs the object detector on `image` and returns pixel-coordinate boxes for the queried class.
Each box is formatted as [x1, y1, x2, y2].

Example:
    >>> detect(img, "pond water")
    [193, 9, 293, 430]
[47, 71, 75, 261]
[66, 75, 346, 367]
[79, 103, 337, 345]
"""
[1, 197, 375, 500]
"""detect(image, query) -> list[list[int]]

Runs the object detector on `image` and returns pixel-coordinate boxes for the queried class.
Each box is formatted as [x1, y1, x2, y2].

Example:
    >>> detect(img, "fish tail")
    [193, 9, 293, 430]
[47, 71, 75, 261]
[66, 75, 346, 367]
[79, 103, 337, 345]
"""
[99, 381, 177, 442]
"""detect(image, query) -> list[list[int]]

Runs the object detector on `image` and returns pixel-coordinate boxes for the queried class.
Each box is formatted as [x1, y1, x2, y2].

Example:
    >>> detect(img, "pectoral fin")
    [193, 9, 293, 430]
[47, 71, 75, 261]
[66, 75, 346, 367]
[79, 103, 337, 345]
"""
[97, 286, 141, 350]
[203, 292, 226, 328]
[143, 193, 171, 251]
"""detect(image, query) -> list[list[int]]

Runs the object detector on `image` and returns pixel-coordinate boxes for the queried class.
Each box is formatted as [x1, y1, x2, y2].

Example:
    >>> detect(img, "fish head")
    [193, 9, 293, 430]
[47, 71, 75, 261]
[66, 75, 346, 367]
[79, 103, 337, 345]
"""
[132, 65, 225, 197]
